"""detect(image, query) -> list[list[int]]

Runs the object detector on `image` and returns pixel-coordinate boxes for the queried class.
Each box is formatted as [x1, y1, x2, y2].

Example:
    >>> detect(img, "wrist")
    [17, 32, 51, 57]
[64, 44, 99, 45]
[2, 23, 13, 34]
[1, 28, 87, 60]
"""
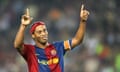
[20, 24, 27, 28]
[21, 23, 27, 26]
[81, 19, 87, 22]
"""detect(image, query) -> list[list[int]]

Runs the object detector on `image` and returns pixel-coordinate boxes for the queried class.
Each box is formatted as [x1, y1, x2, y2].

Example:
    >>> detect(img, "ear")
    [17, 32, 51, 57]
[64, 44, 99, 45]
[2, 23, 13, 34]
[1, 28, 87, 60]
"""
[32, 34, 35, 38]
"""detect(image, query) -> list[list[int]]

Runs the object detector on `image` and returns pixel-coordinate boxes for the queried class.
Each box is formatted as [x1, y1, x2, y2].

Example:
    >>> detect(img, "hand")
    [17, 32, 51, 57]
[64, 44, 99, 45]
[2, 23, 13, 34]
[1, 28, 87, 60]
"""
[21, 8, 33, 26]
[80, 4, 89, 21]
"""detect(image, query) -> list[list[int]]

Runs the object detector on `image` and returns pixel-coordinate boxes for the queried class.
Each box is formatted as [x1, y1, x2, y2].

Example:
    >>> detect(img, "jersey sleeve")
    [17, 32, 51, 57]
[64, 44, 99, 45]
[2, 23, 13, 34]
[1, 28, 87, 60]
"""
[53, 40, 72, 55]
[17, 44, 32, 60]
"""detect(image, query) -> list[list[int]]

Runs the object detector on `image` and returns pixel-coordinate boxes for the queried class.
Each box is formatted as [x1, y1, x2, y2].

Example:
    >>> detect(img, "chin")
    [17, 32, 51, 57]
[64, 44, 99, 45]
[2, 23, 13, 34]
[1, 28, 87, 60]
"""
[40, 41, 47, 45]
[41, 42, 47, 45]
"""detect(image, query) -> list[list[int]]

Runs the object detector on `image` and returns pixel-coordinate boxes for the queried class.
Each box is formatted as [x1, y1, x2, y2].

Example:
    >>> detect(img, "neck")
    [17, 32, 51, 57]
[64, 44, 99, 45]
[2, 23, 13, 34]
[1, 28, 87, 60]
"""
[35, 42, 49, 49]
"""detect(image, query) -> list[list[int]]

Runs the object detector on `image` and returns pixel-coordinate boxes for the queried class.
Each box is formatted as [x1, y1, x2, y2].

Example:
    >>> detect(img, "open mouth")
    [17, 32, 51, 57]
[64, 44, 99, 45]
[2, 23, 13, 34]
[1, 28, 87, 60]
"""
[42, 37, 48, 40]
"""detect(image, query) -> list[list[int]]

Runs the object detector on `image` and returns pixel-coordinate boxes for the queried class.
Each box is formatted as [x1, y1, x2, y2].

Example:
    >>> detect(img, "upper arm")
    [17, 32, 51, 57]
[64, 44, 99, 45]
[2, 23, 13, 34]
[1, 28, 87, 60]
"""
[71, 37, 83, 48]
[16, 44, 28, 55]
[71, 38, 78, 48]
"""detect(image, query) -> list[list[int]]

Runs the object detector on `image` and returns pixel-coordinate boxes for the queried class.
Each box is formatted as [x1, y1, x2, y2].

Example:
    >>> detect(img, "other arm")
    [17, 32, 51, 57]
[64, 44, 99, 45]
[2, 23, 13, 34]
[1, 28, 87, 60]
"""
[71, 4, 89, 48]
[14, 8, 32, 51]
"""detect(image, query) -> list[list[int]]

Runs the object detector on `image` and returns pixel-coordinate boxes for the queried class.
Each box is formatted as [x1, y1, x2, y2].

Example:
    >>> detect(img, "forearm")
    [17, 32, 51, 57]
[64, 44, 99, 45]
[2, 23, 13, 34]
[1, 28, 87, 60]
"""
[14, 24, 27, 48]
[72, 20, 86, 47]
[75, 20, 86, 40]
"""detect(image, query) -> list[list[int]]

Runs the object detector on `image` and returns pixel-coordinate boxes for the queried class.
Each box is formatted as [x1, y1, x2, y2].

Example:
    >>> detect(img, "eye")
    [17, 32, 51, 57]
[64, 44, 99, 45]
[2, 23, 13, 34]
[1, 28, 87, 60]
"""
[36, 31, 42, 34]
[43, 29, 47, 32]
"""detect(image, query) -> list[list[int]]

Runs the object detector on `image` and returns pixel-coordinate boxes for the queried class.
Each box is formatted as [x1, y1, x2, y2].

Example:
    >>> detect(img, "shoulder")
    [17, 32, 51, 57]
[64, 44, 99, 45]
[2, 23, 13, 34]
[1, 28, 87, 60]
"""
[23, 44, 35, 52]
[24, 44, 34, 47]
[52, 41, 64, 46]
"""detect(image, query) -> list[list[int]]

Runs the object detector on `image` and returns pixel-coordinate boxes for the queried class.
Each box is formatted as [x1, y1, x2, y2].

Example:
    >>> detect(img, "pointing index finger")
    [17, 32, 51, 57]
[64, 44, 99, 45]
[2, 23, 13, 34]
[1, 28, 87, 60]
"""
[81, 4, 84, 11]
[25, 8, 29, 16]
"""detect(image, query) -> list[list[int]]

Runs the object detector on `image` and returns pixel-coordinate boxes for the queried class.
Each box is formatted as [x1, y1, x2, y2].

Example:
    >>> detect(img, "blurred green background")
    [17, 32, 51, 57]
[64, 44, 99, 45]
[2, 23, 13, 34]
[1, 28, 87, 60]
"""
[0, 0, 120, 72]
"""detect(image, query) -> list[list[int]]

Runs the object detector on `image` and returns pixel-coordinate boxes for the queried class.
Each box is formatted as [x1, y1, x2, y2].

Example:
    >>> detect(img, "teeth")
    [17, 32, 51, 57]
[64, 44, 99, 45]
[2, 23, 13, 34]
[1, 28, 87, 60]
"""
[43, 37, 47, 39]
[41, 36, 48, 40]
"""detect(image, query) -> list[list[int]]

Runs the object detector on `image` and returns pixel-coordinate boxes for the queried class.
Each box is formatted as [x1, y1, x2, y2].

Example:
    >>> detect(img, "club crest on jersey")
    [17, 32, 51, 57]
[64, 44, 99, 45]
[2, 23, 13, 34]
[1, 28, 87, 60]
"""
[51, 49, 57, 56]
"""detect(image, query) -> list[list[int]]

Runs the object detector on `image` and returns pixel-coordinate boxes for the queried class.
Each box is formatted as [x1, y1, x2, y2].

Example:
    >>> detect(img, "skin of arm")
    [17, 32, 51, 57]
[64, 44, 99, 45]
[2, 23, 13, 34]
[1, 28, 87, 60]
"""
[14, 8, 32, 50]
[71, 4, 89, 48]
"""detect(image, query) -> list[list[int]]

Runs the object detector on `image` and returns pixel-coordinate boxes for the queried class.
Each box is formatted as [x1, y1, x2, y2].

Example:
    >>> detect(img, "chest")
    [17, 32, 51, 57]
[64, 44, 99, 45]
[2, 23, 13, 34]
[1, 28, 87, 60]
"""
[35, 45, 60, 65]
[35, 45, 58, 60]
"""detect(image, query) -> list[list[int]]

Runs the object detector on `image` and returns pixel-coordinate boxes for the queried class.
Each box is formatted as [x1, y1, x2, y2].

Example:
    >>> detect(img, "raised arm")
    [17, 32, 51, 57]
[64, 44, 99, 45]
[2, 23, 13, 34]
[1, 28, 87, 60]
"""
[71, 4, 89, 48]
[14, 8, 33, 49]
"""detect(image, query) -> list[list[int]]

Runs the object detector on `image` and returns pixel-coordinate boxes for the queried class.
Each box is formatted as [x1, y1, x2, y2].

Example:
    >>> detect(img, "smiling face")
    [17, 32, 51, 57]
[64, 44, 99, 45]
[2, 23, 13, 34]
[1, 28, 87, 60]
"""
[32, 25, 48, 45]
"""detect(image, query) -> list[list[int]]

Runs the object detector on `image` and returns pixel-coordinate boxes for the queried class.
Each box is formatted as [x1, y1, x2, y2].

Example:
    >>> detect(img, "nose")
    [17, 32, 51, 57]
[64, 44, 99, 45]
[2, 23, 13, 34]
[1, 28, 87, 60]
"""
[41, 31, 48, 36]
[41, 31, 46, 35]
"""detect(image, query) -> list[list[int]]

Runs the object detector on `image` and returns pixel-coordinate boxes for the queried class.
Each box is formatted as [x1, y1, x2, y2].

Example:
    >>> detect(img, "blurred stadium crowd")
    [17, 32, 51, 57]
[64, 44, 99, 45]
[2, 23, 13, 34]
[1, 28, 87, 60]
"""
[0, 0, 120, 72]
